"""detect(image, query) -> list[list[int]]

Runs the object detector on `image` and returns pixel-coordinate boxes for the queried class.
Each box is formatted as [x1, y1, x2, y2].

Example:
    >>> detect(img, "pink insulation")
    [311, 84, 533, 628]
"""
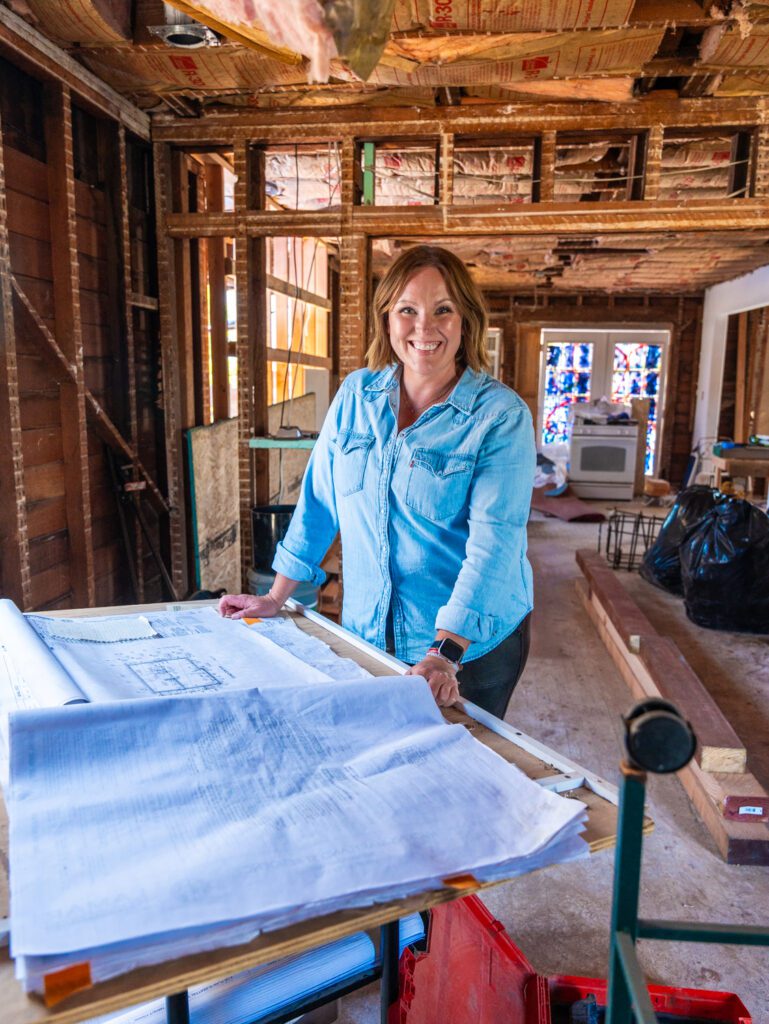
[200, 0, 337, 81]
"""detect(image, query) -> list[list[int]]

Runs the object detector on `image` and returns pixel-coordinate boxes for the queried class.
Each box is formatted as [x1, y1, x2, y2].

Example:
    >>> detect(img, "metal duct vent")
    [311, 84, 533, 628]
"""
[148, 3, 220, 47]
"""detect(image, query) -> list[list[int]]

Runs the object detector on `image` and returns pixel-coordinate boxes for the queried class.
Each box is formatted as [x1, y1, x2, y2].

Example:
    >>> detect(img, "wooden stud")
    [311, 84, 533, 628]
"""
[196, 172, 211, 426]
[534, 131, 556, 203]
[153, 141, 188, 598]
[44, 82, 96, 609]
[205, 164, 230, 423]
[642, 124, 663, 201]
[118, 127, 144, 601]
[735, 311, 748, 443]
[0, 107, 32, 609]
[172, 152, 197, 431]
[439, 131, 454, 208]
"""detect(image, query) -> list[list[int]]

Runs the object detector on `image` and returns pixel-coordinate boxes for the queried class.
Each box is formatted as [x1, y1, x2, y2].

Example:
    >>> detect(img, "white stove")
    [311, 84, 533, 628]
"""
[569, 421, 639, 500]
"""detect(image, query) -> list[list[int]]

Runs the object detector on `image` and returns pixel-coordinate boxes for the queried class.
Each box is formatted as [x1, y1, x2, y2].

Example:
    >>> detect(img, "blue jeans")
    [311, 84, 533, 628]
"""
[456, 614, 531, 719]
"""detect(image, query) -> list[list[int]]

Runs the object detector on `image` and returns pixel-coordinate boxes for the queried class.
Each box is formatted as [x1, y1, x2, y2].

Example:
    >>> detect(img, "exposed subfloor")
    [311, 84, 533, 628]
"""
[339, 508, 769, 1022]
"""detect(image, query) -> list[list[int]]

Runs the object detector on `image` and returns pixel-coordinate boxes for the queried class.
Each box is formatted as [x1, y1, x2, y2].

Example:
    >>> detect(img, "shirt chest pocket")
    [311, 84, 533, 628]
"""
[332, 430, 375, 497]
[405, 448, 475, 522]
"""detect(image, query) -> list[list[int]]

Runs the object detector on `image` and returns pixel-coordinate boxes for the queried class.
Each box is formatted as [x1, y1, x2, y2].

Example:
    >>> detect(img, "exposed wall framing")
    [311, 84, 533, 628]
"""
[0, 32, 165, 610]
[152, 96, 769, 582]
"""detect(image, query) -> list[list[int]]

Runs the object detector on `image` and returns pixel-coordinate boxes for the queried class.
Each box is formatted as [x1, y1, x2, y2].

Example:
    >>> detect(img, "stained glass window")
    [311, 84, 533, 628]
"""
[611, 343, 662, 473]
[542, 342, 593, 444]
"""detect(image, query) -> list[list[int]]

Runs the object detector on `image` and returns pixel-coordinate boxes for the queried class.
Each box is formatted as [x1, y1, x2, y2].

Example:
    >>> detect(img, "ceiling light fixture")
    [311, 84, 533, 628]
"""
[149, 22, 220, 47]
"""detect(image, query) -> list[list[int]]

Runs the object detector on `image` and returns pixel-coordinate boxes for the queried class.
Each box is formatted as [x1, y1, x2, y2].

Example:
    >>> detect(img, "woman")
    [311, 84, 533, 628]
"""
[220, 245, 535, 718]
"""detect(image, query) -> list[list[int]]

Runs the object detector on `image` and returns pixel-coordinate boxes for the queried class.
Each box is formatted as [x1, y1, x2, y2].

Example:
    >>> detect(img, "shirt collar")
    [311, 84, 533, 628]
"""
[363, 366, 400, 393]
[363, 364, 484, 413]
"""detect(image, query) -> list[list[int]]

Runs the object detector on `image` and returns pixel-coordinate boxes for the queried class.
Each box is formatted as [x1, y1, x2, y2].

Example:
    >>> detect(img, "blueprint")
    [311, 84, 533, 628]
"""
[0, 601, 373, 717]
[9, 678, 587, 991]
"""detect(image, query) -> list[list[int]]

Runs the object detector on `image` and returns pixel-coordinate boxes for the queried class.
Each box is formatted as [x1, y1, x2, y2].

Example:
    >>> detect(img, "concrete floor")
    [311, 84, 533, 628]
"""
[338, 508, 769, 1022]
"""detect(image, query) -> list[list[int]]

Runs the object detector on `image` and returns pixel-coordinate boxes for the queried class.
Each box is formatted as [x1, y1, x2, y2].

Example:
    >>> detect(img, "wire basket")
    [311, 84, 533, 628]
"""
[598, 509, 664, 572]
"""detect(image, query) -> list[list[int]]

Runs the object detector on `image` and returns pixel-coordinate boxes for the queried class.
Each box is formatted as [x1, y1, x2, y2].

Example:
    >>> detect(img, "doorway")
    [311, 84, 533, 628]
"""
[539, 328, 669, 475]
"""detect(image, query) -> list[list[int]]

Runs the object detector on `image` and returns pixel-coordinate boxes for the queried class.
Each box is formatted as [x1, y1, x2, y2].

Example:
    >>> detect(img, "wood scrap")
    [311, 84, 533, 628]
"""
[638, 636, 746, 774]
[574, 570, 769, 865]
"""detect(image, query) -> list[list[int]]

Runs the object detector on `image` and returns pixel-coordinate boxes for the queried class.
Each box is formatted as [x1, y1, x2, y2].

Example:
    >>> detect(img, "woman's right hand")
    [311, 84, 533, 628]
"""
[218, 592, 282, 620]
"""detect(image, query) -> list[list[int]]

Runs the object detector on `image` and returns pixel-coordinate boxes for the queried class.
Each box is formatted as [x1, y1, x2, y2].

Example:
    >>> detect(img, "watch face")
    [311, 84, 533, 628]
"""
[437, 638, 464, 663]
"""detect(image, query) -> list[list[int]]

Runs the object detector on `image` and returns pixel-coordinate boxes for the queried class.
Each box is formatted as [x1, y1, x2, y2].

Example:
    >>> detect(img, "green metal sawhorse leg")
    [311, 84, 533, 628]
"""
[607, 699, 769, 1024]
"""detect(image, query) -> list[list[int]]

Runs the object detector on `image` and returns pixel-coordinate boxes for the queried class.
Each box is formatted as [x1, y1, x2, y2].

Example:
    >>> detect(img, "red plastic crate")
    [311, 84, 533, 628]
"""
[549, 976, 752, 1023]
[399, 896, 752, 1024]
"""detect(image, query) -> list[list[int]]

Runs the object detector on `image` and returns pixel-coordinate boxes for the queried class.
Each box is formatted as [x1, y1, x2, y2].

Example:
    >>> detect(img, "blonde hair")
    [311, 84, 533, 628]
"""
[366, 245, 490, 373]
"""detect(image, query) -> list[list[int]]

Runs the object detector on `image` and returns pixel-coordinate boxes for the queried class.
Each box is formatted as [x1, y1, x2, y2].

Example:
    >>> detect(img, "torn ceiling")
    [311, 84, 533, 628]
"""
[7, 0, 769, 112]
[4, 0, 769, 295]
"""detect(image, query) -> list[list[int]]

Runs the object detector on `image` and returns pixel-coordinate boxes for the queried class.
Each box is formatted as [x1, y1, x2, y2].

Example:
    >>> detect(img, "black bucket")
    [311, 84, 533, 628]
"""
[250, 504, 296, 572]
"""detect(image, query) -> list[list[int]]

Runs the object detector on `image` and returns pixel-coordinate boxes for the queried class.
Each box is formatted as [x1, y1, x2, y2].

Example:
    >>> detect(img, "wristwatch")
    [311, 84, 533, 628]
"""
[427, 636, 465, 669]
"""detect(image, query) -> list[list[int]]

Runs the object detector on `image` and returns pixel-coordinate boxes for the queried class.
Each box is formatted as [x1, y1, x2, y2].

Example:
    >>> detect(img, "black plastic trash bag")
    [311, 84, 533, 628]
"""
[680, 498, 769, 633]
[639, 485, 723, 595]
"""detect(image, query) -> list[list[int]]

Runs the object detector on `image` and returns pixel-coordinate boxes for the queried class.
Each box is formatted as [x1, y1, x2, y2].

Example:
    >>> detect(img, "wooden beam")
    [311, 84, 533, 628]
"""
[153, 142, 188, 598]
[129, 293, 160, 311]
[536, 131, 556, 203]
[151, 96, 765, 145]
[575, 548, 655, 654]
[44, 82, 95, 609]
[638, 636, 746, 774]
[0, 4, 149, 140]
[206, 165, 230, 422]
[642, 125, 663, 201]
[266, 274, 332, 310]
[165, 199, 769, 239]
[266, 347, 332, 370]
[0, 108, 31, 609]
[576, 578, 769, 865]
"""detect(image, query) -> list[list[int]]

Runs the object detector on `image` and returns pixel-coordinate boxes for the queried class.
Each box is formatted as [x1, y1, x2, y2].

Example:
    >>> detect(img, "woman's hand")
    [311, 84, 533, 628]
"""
[218, 592, 281, 620]
[407, 656, 461, 707]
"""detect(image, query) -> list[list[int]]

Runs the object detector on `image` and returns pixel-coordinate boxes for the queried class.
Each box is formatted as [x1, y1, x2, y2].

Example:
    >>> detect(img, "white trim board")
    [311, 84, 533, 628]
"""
[693, 264, 769, 457]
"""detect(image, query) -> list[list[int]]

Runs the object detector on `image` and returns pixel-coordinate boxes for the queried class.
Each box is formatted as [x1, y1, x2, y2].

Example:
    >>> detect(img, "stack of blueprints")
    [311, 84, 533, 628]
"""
[8, 673, 587, 994]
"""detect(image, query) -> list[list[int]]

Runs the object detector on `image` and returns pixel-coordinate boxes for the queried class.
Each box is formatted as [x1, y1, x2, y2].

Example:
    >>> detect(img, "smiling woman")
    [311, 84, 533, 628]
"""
[220, 246, 536, 720]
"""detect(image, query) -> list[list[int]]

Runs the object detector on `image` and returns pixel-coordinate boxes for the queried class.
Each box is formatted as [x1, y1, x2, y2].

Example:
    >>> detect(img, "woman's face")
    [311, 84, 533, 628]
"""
[387, 266, 462, 382]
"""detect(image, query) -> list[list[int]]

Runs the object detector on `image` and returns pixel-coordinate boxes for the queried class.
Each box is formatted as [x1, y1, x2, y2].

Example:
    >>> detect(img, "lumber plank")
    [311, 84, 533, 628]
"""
[576, 548, 655, 653]
[638, 636, 746, 774]
[576, 580, 769, 865]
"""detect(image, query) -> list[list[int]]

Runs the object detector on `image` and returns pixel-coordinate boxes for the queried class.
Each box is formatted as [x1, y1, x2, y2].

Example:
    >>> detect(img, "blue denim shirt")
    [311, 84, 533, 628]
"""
[273, 365, 535, 664]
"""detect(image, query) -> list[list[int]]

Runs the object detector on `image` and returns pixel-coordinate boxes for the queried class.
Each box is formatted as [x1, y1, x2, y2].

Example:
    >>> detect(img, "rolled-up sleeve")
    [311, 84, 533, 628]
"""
[435, 401, 535, 644]
[272, 392, 342, 586]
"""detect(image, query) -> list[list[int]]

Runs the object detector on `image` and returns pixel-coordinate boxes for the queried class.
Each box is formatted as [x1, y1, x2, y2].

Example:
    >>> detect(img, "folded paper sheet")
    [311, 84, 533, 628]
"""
[10, 678, 586, 991]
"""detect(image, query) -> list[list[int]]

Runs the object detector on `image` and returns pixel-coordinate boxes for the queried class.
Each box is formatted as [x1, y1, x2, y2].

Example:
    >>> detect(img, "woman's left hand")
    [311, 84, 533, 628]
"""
[407, 656, 461, 707]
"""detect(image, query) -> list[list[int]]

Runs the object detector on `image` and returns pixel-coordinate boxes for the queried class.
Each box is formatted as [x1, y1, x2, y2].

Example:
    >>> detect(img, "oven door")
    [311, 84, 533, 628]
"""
[570, 435, 637, 483]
